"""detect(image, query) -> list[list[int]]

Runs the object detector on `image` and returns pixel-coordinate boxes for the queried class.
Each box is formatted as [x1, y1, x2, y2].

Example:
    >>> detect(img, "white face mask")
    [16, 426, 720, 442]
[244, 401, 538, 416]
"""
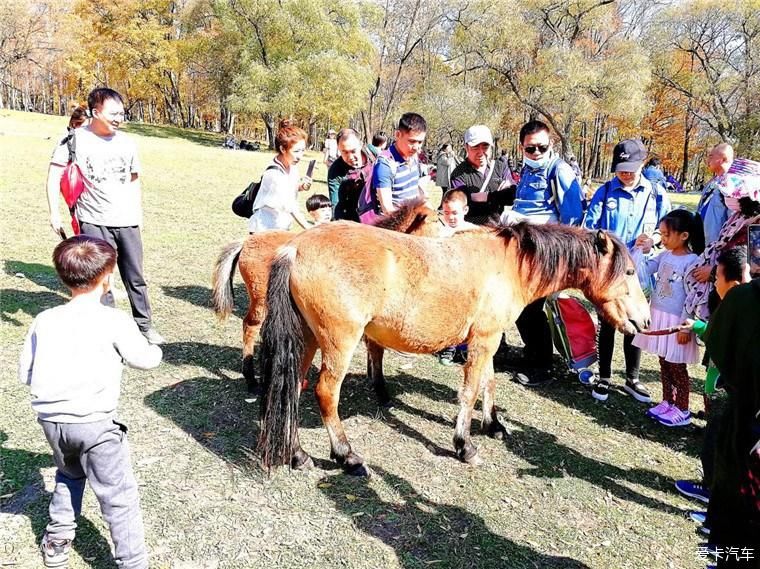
[523, 155, 550, 169]
[724, 195, 741, 213]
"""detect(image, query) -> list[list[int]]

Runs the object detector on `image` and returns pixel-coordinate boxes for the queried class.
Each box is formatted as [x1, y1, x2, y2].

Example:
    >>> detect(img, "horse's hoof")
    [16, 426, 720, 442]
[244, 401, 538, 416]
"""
[465, 452, 484, 467]
[455, 442, 480, 465]
[345, 463, 371, 477]
[485, 421, 507, 440]
[291, 452, 314, 471]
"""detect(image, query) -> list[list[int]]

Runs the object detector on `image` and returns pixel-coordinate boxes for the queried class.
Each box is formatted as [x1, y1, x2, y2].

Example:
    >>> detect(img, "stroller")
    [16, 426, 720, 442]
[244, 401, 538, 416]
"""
[544, 293, 597, 385]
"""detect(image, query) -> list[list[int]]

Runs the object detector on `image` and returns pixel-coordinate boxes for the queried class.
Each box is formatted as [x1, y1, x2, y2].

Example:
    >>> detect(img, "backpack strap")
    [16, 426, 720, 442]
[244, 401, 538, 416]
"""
[546, 158, 562, 215]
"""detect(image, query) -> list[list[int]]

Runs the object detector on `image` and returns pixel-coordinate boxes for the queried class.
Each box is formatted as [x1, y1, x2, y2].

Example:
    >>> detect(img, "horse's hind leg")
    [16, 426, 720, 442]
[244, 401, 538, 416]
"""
[242, 303, 264, 393]
[365, 338, 392, 408]
[291, 326, 318, 470]
[453, 332, 502, 465]
[316, 333, 368, 477]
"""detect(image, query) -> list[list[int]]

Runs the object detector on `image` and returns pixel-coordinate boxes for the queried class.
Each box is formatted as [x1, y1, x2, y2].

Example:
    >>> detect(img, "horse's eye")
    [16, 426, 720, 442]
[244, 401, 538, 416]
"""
[626, 269, 635, 276]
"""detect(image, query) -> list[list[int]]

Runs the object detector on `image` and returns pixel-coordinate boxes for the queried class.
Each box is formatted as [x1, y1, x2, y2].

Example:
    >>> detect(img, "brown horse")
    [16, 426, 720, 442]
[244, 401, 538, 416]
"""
[211, 201, 441, 392]
[258, 222, 651, 476]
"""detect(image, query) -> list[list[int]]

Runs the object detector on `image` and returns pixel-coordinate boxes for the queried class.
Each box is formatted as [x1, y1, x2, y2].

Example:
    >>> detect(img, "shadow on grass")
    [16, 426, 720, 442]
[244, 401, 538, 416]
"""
[1, 289, 66, 326]
[318, 465, 590, 569]
[124, 123, 222, 148]
[500, 418, 683, 515]
[161, 284, 248, 320]
[4, 260, 64, 293]
[0, 432, 116, 567]
[493, 343, 700, 459]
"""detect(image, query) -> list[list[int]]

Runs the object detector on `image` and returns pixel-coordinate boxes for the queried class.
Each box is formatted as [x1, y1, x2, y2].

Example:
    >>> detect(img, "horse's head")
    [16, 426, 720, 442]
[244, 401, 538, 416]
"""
[582, 230, 651, 335]
[373, 199, 442, 237]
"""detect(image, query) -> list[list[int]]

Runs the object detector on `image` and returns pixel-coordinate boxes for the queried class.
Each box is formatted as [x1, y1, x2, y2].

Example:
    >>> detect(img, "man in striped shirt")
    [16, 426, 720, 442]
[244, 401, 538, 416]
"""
[373, 113, 428, 214]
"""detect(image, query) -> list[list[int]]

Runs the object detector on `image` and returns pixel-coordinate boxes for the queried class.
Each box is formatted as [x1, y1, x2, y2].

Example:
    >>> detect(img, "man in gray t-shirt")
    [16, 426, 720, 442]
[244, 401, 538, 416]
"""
[46, 88, 164, 344]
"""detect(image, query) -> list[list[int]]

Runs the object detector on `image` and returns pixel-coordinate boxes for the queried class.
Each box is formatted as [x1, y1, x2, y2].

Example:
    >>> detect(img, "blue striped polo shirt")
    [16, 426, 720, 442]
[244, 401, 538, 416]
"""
[372, 144, 421, 207]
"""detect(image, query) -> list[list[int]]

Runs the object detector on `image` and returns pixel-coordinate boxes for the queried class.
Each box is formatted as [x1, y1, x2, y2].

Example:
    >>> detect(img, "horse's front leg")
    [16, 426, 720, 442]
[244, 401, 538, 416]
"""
[315, 334, 368, 477]
[365, 337, 392, 408]
[453, 333, 501, 464]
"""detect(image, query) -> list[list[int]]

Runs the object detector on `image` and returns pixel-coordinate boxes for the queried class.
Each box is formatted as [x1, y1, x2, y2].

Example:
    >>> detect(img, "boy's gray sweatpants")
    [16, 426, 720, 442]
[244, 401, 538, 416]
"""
[39, 418, 147, 569]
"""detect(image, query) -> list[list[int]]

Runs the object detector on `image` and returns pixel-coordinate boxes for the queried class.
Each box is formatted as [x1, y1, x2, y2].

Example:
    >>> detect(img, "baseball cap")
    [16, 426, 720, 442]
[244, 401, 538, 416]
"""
[328, 129, 336, 135]
[611, 139, 647, 172]
[464, 125, 493, 146]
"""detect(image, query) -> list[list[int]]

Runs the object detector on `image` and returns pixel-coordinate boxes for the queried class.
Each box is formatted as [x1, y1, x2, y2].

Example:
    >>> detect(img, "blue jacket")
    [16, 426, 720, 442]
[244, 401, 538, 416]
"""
[697, 177, 729, 246]
[584, 176, 672, 248]
[513, 155, 584, 225]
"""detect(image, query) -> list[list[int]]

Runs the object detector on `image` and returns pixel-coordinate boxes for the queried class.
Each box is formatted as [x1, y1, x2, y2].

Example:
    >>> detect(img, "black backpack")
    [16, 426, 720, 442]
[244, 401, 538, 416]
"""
[231, 164, 281, 218]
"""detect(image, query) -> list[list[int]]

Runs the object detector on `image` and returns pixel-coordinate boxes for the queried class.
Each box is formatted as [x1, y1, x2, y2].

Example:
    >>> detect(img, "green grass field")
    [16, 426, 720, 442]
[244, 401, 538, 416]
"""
[1, 110, 708, 569]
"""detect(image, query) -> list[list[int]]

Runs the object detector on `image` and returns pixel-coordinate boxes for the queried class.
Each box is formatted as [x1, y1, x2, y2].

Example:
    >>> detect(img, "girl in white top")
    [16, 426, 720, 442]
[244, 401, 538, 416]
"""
[248, 120, 313, 233]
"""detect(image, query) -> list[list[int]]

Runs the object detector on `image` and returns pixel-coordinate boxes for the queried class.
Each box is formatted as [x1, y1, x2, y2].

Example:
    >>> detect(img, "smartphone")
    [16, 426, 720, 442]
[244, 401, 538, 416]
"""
[749, 224, 760, 277]
[305, 159, 316, 179]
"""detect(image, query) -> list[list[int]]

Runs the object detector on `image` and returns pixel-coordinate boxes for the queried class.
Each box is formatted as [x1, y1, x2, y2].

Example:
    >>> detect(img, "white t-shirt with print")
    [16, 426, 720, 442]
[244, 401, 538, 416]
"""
[51, 126, 142, 227]
[248, 162, 301, 232]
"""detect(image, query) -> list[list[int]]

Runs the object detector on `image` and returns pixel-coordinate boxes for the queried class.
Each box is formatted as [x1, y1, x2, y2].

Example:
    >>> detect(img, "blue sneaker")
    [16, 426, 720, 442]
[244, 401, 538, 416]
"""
[689, 510, 707, 525]
[675, 480, 710, 504]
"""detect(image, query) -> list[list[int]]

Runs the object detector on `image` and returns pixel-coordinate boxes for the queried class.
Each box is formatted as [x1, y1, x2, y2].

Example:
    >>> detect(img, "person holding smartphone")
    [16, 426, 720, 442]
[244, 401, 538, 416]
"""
[248, 119, 313, 232]
[583, 139, 671, 403]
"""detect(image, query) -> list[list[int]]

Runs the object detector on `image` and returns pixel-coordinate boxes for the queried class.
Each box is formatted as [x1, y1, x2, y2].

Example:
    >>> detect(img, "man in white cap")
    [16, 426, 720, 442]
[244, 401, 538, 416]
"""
[448, 124, 515, 225]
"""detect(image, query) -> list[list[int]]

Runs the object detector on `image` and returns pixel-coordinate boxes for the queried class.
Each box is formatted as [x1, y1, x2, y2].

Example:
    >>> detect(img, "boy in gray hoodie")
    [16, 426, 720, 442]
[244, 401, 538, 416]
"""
[19, 235, 162, 568]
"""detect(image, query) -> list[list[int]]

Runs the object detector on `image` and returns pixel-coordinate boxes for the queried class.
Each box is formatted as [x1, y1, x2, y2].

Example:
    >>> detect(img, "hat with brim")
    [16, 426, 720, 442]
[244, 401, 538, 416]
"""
[612, 139, 647, 173]
[717, 158, 760, 203]
[464, 125, 493, 147]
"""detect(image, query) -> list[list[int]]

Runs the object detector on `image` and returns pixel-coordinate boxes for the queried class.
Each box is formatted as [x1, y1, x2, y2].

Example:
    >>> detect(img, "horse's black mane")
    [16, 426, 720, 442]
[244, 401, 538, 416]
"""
[494, 222, 629, 291]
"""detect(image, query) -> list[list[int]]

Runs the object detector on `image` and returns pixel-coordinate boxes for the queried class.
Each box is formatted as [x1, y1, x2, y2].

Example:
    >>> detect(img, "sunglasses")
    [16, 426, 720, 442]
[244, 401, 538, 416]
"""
[523, 144, 549, 154]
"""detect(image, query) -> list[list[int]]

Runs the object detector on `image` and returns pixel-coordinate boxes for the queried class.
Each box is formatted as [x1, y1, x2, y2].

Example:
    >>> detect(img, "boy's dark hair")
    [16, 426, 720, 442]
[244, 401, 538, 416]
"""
[305, 194, 331, 212]
[716, 247, 747, 282]
[519, 120, 550, 144]
[87, 87, 124, 113]
[660, 208, 705, 255]
[442, 189, 468, 206]
[372, 131, 388, 146]
[739, 196, 760, 218]
[646, 157, 662, 168]
[53, 235, 117, 290]
[397, 113, 427, 134]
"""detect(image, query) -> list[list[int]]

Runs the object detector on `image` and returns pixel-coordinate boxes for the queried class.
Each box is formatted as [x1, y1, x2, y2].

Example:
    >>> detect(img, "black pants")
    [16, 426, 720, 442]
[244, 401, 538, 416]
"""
[80, 223, 152, 331]
[514, 297, 553, 369]
[702, 392, 728, 488]
[597, 318, 640, 381]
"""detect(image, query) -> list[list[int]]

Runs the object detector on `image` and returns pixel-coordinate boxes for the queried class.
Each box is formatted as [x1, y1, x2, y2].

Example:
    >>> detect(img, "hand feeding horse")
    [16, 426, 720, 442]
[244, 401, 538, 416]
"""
[211, 201, 441, 392]
[258, 221, 651, 476]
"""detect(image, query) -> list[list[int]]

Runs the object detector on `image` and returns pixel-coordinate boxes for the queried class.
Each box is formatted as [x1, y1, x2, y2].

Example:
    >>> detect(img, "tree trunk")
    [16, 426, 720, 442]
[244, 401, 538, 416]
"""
[262, 112, 275, 150]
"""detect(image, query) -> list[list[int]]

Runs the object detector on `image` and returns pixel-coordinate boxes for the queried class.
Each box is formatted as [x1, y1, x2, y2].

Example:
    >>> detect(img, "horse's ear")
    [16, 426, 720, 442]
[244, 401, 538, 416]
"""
[594, 230, 609, 255]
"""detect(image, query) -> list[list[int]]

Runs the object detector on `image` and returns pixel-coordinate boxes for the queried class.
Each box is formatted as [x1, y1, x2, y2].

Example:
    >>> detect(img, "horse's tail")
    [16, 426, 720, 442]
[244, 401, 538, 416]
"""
[257, 246, 304, 469]
[211, 240, 244, 320]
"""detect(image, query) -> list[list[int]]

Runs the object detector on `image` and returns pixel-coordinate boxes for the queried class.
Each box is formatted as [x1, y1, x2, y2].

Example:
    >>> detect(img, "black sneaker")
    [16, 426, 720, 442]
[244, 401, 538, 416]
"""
[453, 348, 468, 365]
[592, 379, 611, 401]
[514, 368, 555, 387]
[623, 379, 651, 403]
[40, 534, 71, 568]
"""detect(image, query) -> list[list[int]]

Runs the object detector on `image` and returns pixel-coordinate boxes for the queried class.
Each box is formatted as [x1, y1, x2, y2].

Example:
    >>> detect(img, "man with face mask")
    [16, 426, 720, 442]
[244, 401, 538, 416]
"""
[327, 128, 375, 221]
[584, 138, 671, 403]
[506, 120, 585, 388]
[507, 120, 584, 226]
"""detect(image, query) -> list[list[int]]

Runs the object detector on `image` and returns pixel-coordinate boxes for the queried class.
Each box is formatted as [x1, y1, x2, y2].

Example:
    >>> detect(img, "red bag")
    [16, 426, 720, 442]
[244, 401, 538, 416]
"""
[59, 132, 85, 234]
[545, 293, 597, 372]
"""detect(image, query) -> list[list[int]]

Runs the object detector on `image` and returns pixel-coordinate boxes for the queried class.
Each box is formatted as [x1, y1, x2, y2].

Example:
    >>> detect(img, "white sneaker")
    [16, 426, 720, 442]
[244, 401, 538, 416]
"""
[142, 327, 165, 345]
